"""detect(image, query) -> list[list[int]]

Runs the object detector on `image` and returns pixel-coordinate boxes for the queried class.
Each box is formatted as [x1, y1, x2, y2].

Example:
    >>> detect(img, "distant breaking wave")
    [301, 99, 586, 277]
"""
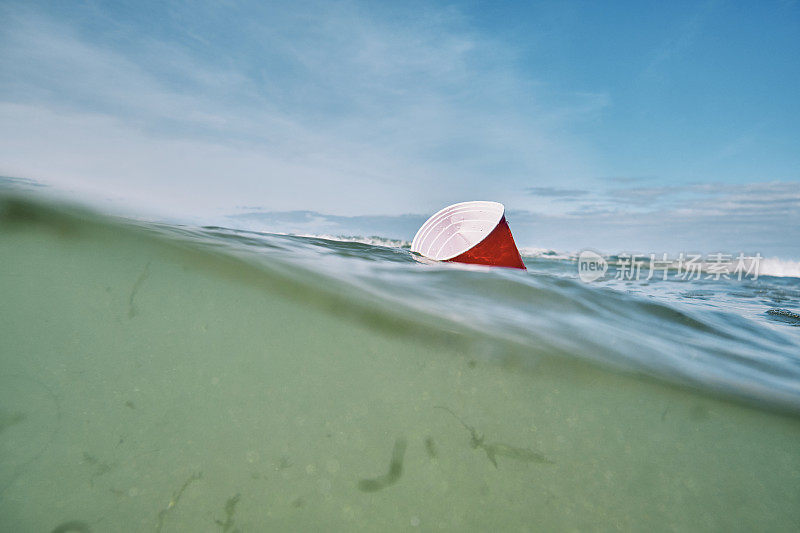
[293, 234, 411, 249]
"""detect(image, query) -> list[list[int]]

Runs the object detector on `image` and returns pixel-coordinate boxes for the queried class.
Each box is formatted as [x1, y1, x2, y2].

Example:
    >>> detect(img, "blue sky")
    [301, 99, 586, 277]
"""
[1, 0, 798, 256]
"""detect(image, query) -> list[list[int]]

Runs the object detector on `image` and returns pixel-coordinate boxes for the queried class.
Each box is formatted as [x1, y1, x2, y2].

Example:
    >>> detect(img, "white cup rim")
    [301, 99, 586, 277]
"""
[411, 201, 505, 260]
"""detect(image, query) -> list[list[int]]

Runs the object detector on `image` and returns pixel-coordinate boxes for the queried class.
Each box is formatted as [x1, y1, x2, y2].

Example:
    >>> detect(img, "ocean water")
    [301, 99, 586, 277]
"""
[1, 191, 800, 532]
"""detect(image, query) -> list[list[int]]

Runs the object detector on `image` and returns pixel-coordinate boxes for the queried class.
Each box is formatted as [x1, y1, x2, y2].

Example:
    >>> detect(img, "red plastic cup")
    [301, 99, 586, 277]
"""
[411, 201, 526, 270]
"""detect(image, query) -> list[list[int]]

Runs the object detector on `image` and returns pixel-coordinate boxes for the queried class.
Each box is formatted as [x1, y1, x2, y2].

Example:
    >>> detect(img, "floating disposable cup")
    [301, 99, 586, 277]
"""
[411, 201, 526, 270]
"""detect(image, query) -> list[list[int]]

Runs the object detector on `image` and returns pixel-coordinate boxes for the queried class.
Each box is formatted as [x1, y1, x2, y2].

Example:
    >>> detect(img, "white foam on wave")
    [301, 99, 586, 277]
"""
[759, 257, 800, 278]
[296, 234, 411, 249]
[518, 247, 576, 260]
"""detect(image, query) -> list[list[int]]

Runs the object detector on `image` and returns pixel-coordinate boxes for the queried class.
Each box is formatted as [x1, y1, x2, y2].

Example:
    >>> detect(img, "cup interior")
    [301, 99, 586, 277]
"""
[411, 201, 505, 260]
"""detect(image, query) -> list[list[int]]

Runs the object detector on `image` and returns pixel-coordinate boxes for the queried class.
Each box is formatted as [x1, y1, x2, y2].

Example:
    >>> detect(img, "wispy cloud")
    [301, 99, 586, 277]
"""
[525, 186, 588, 199]
[563, 181, 800, 217]
[0, 1, 603, 217]
[643, 0, 721, 80]
[508, 180, 800, 257]
[600, 176, 653, 184]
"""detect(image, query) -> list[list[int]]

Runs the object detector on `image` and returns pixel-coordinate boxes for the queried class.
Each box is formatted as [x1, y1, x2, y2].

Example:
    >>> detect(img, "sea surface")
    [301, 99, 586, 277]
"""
[1, 189, 800, 532]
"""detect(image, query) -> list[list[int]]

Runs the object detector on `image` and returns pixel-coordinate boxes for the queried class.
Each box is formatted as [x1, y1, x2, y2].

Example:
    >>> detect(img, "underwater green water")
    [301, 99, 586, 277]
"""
[1, 197, 799, 532]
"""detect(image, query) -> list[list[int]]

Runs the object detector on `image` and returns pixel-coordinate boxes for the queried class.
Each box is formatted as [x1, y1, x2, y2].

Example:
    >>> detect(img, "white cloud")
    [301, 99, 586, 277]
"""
[643, 0, 721, 80]
[0, 2, 604, 218]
